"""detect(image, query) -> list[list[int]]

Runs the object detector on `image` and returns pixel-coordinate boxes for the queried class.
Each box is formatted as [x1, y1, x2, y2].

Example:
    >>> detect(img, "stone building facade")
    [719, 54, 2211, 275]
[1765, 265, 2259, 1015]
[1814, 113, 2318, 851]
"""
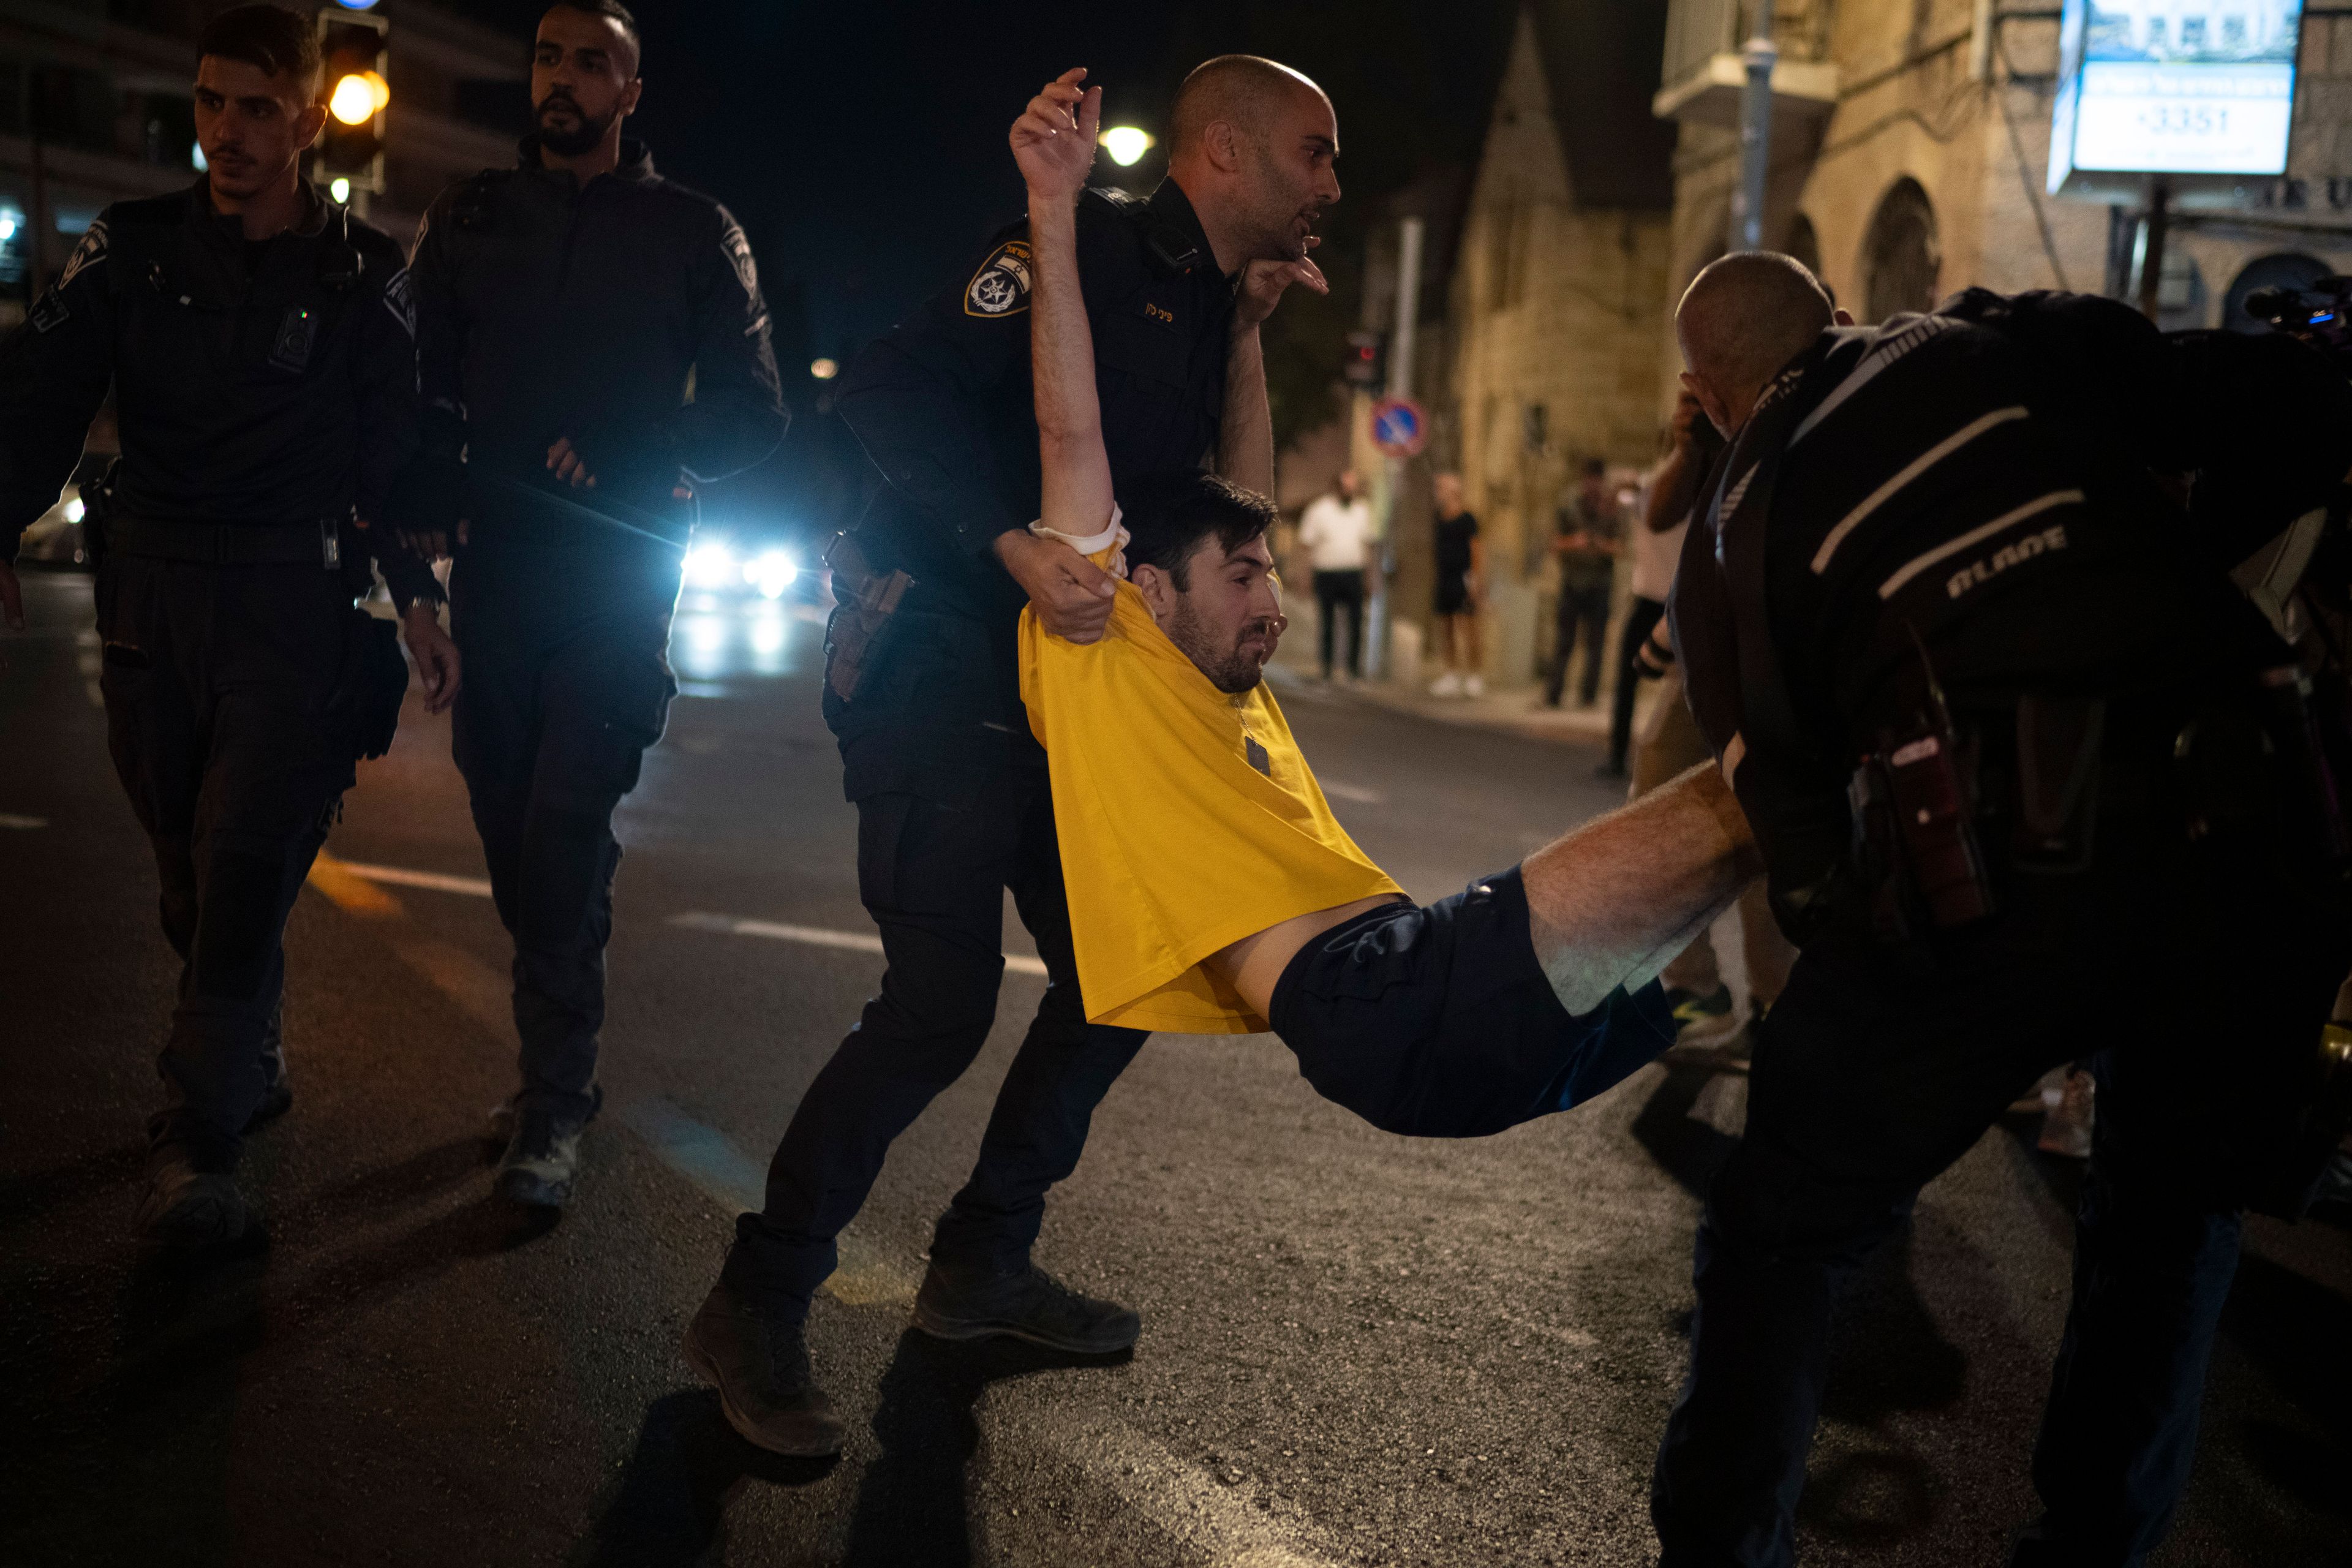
[1655, 0, 2352, 386]
[1436, 2, 1676, 686]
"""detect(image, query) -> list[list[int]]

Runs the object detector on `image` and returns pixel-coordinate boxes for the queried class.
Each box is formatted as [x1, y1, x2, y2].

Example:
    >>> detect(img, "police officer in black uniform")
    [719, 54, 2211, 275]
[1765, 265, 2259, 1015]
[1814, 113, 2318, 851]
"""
[401, 1, 784, 1209]
[0, 6, 456, 1250]
[1648, 253, 2352, 1566]
[684, 59, 1340, 1457]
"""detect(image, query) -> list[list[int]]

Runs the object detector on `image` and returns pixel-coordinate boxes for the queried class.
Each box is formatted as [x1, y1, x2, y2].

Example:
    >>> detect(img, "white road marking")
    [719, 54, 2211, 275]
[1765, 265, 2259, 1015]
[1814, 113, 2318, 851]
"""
[619, 1113, 1338, 1562]
[671, 911, 1050, 977]
[331, 859, 496, 899]
[0, 813, 49, 829]
[1317, 778, 1384, 805]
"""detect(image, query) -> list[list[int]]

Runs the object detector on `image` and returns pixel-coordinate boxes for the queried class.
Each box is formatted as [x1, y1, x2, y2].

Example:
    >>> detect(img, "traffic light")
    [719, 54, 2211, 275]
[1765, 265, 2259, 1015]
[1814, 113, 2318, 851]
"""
[314, 7, 390, 198]
[1343, 330, 1384, 388]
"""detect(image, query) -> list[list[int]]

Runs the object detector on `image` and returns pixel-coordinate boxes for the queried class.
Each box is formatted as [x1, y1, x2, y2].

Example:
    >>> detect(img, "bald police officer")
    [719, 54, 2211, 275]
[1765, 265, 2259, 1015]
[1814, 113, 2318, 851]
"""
[684, 59, 1338, 1457]
[1652, 255, 2352, 1566]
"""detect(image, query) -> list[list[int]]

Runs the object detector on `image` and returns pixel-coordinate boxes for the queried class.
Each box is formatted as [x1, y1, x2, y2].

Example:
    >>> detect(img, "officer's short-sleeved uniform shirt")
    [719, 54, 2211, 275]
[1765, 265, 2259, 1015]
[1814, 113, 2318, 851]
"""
[836, 180, 1238, 653]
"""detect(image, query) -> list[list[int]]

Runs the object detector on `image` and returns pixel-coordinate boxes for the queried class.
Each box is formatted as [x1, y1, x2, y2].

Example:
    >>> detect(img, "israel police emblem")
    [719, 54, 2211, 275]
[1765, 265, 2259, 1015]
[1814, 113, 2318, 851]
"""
[963, 239, 1032, 317]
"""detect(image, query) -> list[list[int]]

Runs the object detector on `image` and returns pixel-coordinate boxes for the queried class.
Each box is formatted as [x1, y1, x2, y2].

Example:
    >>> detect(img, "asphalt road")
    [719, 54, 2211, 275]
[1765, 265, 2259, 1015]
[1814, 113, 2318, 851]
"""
[4, 566, 2349, 1568]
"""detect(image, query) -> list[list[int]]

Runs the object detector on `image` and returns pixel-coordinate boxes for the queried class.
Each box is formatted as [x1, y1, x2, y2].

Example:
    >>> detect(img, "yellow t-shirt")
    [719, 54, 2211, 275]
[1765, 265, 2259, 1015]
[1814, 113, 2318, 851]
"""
[1018, 566, 1403, 1035]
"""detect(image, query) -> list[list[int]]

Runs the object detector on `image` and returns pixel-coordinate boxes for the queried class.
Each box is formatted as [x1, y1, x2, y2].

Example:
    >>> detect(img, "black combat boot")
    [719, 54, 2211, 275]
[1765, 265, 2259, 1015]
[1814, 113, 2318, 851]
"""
[244, 1006, 293, 1132]
[682, 1281, 845, 1457]
[135, 1148, 252, 1250]
[493, 1107, 583, 1207]
[913, 1260, 1140, 1354]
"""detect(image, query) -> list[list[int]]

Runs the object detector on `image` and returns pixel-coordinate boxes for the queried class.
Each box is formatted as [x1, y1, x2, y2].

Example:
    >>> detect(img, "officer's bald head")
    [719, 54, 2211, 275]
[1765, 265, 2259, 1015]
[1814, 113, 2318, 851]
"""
[1170, 55, 1326, 157]
[1676, 252, 1837, 434]
[1167, 56, 1339, 270]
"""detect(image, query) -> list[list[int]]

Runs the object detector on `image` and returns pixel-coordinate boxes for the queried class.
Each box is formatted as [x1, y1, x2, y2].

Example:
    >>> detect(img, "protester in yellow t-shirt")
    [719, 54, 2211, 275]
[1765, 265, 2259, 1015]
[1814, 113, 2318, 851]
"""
[1009, 71, 1760, 1136]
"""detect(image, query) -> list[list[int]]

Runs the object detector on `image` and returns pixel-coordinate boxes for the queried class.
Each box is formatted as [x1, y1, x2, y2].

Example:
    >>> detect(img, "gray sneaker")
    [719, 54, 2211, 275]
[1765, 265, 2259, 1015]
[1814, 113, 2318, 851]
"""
[135, 1153, 253, 1250]
[494, 1110, 582, 1207]
[682, 1282, 845, 1457]
[913, 1261, 1140, 1354]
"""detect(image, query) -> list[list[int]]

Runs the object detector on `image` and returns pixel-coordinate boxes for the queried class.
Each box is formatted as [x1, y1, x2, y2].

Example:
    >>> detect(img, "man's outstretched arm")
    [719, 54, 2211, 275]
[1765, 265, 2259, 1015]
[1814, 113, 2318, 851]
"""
[1016, 68, 1117, 540]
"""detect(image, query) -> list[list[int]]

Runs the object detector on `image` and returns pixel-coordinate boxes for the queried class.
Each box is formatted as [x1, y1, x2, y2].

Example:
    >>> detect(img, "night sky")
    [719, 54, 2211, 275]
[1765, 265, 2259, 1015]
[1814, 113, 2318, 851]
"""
[466, 0, 1523, 541]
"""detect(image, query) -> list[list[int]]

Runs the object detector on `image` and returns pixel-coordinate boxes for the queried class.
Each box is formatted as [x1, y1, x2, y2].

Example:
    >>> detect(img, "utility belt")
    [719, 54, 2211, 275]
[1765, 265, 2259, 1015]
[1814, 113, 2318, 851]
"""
[1835, 668, 2350, 949]
[105, 513, 409, 764]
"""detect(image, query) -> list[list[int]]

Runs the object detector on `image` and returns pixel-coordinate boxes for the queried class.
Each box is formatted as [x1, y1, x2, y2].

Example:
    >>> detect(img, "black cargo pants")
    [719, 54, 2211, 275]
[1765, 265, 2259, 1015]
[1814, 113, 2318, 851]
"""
[725, 605, 1148, 1311]
[448, 546, 678, 1128]
[96, 552, 359, 1169]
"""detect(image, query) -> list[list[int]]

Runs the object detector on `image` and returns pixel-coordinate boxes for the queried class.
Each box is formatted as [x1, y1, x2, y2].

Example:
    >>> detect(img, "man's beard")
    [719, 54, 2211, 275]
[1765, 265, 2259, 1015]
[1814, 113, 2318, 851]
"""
[1168, 600, 1274, 695]
[537, 93, 616, 157]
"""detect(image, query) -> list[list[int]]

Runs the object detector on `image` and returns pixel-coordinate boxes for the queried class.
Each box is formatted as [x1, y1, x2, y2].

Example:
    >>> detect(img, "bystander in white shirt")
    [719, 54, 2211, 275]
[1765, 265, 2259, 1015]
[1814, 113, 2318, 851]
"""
[1297, 490, 1373, 572]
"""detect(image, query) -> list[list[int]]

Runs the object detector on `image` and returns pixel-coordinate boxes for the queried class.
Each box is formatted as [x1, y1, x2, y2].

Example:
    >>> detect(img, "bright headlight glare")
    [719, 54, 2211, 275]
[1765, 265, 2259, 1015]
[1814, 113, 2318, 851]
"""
[682, 542, 736, 589]
[747, 550, 797, 599]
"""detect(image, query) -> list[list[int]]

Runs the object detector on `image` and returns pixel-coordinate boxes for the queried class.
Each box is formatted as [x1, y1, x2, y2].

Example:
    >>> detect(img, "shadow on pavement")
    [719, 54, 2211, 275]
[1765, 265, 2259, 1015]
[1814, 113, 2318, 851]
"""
[1632, 1061, 1985, 1552]
[842, 1328, 1133, 1568]
[576, 1389, 837, 1567]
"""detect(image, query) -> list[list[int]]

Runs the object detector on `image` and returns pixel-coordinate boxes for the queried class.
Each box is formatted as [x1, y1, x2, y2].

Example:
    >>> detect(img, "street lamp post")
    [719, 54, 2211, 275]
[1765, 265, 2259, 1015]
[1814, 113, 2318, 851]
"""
[1366, 214, 1422, 684]
[1728, 0, 1777, 253]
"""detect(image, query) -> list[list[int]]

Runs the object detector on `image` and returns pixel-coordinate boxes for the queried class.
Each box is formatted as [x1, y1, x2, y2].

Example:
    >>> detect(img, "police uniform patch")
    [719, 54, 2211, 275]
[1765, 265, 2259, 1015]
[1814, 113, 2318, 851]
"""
[964, 239, 1032, 318]
[722, 220, 760, 297]
[382, 266, 417, 339]
[56, 219, 107, 290]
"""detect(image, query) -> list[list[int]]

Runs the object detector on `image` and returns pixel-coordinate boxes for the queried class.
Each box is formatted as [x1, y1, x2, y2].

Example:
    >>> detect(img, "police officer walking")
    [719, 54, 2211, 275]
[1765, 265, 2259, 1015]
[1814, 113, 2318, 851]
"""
[0, 5, 457, 1250]
[684, 58, 1338, 1456]
[1650, 254, 2352, 1565]
[400, 1, 783, 1210]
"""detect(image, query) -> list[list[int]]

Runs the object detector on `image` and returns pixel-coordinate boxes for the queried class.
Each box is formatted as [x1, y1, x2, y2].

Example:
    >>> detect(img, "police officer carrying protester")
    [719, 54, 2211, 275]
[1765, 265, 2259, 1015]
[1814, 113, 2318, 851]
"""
[400, 1, 785, 1209]
[0, 4, 456, 1250]
[684, 58, 1337, 1456]
[1649, 254, 2352, 1566]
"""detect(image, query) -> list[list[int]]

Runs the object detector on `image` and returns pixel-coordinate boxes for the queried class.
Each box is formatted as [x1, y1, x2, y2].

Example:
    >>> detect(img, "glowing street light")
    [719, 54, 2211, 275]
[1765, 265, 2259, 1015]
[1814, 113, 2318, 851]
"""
[809, 357, 839, 380]
[1099, 126, 1155, 167]
[328, 70, 388, 127]
[330, 177, 352, 205]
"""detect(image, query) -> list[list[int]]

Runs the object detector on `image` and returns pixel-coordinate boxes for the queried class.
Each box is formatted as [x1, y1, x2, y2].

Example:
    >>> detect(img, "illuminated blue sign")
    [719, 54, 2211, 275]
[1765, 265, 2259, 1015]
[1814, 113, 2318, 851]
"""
[2050, 0, 2303, 189]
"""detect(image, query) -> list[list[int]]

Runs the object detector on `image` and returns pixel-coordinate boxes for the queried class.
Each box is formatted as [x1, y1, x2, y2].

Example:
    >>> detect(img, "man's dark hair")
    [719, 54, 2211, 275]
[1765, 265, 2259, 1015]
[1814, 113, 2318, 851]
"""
[548, 1, 643, 69]
[1122, 470, 1276, 590]
[198, 4, 320, 92]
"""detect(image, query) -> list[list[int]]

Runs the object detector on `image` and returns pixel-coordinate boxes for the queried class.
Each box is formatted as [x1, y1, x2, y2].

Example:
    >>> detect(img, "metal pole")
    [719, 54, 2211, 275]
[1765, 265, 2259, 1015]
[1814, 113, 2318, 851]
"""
[28, 137, 48, 300]
[2136, 179, 2169, 322]
[1728, 0, 1777, 252]
[1367, 216, 1423, 684]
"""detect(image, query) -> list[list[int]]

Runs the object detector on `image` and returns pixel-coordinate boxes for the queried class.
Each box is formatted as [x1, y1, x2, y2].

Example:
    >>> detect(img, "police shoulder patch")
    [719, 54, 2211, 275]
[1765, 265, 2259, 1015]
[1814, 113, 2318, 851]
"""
[964, 239, 1032, 318]
[381, 266, 417, 339]
[56, 219, 108, 290]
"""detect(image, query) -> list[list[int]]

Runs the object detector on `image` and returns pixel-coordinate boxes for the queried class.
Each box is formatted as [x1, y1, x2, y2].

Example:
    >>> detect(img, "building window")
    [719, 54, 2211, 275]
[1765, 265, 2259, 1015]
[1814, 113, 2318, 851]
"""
[1861, 177, 1940, 323]
[1487, 198, 1529, 312]
[1523, 402, 1547, 454]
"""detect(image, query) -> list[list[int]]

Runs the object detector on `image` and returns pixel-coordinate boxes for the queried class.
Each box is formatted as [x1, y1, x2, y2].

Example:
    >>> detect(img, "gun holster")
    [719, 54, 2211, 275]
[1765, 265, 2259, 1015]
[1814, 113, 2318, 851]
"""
[348, 608, 410, 761]
[822, 530, 913, 704]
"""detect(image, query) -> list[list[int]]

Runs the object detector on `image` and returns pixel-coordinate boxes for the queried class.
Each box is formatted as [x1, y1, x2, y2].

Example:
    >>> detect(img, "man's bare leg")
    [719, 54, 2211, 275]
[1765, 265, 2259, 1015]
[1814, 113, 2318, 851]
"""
[1215, 763, 1758, 1021]
[1526, 763, 1759, 1014]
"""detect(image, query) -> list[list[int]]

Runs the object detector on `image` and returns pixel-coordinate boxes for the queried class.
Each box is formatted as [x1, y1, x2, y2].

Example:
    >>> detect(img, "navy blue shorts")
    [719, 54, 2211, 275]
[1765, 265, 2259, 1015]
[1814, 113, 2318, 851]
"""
[1268, 865, 1674, 1137]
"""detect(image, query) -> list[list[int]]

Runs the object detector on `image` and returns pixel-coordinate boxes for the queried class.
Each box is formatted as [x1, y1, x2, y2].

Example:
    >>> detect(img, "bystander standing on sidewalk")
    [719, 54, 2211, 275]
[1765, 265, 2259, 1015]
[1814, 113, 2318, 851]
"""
[1542, 458, 1620, 711]
[1599, 399, 1706, 779]
[1428, 471, 1483, 698]
[1297, 469, 1372, 681]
